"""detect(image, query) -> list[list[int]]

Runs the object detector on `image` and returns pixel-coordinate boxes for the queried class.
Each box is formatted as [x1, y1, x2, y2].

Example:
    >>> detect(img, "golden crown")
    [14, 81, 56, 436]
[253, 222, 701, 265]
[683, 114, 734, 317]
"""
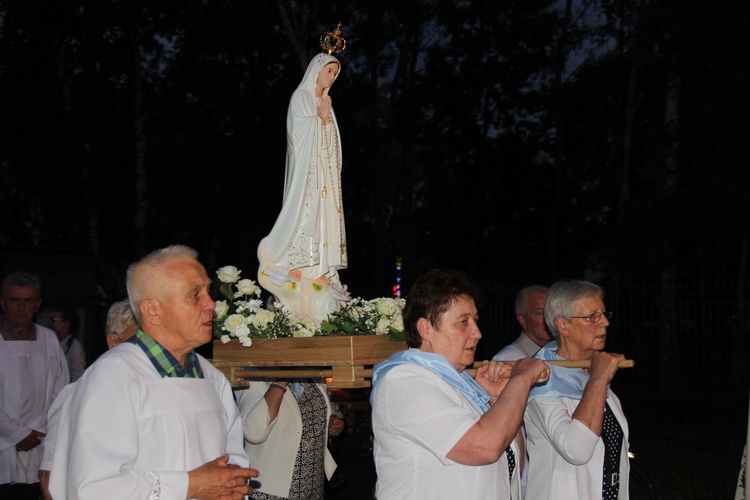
[320, 22, 347, 55]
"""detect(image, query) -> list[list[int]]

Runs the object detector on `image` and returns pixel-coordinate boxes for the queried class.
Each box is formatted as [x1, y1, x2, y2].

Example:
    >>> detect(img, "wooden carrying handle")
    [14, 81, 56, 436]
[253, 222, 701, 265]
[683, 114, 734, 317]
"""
[466, 358, 635, 379]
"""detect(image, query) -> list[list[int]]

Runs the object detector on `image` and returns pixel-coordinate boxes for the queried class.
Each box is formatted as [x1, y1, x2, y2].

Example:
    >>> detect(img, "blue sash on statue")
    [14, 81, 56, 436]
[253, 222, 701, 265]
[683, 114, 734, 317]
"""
[370, 348, 490, 412]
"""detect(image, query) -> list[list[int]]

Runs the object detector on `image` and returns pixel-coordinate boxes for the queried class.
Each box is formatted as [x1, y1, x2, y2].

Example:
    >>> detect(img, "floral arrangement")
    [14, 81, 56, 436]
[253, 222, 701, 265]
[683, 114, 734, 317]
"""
[320, 296, 406, 341]
[213, 265, 406, 347]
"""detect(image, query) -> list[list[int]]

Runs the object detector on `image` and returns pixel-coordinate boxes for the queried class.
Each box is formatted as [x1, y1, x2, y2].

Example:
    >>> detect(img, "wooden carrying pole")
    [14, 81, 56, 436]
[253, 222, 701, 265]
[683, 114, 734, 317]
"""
[465, 359, 635, 378]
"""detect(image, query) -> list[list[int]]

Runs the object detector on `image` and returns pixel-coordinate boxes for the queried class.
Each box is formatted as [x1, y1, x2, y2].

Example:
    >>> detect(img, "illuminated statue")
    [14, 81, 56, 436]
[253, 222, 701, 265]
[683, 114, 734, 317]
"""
[257, 24, 349, 322]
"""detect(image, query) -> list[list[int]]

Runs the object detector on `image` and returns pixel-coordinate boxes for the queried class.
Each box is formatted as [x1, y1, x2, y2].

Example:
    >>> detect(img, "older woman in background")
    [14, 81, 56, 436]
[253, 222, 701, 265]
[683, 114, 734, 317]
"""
[236, 378, 345, 500]
[524, 280, 629, 500]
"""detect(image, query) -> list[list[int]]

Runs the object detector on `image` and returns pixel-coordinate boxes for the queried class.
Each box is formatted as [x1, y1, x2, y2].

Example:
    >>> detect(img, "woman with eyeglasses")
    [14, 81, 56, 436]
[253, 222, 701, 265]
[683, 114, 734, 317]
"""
[524, 280, 630, 500]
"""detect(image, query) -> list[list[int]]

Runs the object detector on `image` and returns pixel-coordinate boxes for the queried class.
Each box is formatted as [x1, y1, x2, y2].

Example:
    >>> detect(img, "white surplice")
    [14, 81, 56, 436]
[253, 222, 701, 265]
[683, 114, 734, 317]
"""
[48, 343, 248, 500]
[0, 325, 69, 485]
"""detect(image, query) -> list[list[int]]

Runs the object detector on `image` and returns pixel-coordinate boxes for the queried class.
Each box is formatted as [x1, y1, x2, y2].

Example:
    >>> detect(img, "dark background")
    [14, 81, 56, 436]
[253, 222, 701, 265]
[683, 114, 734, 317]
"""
[1, 1, 748, 497]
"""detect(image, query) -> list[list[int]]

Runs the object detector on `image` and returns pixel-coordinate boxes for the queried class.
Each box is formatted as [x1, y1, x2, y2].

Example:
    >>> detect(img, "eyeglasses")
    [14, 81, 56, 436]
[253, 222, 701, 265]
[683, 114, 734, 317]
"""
[569, 311, 612, 323]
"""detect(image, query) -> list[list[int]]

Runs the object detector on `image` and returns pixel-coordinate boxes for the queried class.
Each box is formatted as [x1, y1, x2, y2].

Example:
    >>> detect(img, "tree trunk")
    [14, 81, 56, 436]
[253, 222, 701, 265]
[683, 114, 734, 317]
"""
[659, 68, 681, 397]
[275, 0, 313, 72]
[549, 0, 573, 279]
[127, 3, 149, 255]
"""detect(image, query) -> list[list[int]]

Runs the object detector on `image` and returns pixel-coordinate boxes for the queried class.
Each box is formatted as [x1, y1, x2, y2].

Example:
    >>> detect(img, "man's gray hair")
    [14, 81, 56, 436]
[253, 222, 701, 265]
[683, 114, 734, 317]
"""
[126, 245, 199, 323]
[106, 299, 136, 339]
[544, 280, 603, 339]
[515, 285, 549, 315]
[1, 272, 42, 297]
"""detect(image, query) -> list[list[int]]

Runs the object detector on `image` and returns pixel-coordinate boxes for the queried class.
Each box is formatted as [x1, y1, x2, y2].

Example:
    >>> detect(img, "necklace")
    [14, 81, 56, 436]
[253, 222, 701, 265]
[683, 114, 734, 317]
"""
[319, 118, 347, 261]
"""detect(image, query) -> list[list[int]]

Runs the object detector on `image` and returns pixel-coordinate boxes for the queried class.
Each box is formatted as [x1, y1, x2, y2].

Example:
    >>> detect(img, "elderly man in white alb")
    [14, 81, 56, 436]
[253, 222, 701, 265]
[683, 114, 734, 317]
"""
[0, 272, 69, 500]
[49, 245, 257, 499]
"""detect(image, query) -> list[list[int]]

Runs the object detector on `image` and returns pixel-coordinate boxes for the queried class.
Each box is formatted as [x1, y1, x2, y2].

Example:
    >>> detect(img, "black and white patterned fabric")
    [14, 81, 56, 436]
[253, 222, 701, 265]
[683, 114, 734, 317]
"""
[601, 403, 624, 500]
[251, 382, 328, 500]
[505, 446, 516, 482]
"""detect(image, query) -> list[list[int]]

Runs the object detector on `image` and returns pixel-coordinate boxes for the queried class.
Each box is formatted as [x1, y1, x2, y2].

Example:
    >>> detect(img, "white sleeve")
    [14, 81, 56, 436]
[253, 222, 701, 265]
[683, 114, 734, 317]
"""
[525, 397, 599, 465]
[375, 366, 478, 465]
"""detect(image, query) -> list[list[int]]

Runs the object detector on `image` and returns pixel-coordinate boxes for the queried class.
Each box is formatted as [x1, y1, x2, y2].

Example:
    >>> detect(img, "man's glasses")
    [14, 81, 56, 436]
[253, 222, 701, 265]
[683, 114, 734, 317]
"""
[570, 311, 612, 323]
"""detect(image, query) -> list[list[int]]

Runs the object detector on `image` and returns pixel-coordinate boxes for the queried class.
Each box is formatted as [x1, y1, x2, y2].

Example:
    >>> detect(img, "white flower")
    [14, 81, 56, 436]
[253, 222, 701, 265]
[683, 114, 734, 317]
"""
[299, 317, 318, 332]
[223, 314, 247, 334]
[251, 309, 275, 329]
[235, 279, 260, 297]
[234, 323, 251, 338]
[294, 326, 314, 338]
[216, 266, 241, 283]
[239, 336, 253, 347]
[214, 300, 229, 319]
[373, 297, 399, 316]
[392, 314, 404, 332]
[220, 334, 231, 344]
[376, 316, 391, 335]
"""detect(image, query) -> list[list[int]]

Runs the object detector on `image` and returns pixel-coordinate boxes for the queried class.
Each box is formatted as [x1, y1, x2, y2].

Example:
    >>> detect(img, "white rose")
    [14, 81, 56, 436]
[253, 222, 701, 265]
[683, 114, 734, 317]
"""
[299, 317, 318, 332]
[376, 316, 391, 335]
[251, 309, 275, 329]
[216, 266, 241, 283]
[373, 297, 398, 316]
[223, 314, 247, 334]
[294, 326, 314, 338]
[235, 279, 260, 297]
[214, 300, 229, 319]
[392, 314, 404, 332]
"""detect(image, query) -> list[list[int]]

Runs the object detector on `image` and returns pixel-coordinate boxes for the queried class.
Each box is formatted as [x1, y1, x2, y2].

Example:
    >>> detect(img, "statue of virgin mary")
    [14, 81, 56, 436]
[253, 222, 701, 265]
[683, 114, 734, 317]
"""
[257, 49, 349, 322]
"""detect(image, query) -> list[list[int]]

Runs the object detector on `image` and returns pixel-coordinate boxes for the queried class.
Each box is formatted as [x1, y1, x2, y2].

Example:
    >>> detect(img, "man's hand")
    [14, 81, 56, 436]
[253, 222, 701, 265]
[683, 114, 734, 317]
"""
[16, 429, 45, 452]
[187, 455, 258, 500]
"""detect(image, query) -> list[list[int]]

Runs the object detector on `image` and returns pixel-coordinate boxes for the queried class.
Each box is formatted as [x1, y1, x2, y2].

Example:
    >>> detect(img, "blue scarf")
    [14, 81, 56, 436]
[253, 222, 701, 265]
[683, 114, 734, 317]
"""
[370, 348, 490, 412]
[528, 340, 602, 401]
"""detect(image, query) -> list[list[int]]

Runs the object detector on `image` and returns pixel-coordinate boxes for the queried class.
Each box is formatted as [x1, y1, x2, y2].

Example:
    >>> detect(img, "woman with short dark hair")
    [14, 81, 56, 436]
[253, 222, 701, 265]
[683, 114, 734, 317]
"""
[371, 269, 548, 499]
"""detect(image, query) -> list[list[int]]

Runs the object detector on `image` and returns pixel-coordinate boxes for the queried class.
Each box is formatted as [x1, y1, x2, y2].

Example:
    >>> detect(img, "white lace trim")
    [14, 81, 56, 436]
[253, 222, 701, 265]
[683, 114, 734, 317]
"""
[146, 471, 174, 500]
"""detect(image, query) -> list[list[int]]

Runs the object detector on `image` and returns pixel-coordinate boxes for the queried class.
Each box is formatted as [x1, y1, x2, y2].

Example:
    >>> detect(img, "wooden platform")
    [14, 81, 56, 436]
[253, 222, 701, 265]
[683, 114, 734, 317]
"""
[211, 335, 407, 388]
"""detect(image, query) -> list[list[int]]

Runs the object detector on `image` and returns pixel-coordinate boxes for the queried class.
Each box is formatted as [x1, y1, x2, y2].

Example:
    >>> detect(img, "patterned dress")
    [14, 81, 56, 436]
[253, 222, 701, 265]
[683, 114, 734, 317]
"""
[252, 382, 328, 500]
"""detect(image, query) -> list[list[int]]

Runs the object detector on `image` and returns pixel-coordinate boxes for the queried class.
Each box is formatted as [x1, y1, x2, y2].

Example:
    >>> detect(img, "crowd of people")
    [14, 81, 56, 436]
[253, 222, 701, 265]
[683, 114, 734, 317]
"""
[0, 56, 631, 500]
[1, 248, 630, 500]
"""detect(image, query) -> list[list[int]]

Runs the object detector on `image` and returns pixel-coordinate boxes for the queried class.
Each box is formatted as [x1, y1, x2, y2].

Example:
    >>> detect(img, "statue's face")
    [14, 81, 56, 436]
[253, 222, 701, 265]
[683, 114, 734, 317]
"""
[317, 62, 340, 91]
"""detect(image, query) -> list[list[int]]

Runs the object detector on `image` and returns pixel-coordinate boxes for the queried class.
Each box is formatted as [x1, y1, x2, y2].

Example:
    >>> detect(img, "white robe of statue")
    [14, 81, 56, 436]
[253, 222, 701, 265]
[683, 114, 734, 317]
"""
[257, 53, 349, 322]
